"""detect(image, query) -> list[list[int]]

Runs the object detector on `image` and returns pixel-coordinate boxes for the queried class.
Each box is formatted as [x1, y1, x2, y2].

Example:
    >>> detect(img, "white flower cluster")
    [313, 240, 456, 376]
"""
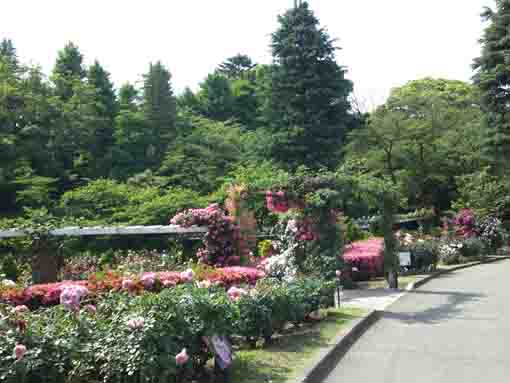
[477, 217, 505, 249]
[261, 244, 298, 282]
[439, 242, 463, 258]
[0, 279, 16, 288]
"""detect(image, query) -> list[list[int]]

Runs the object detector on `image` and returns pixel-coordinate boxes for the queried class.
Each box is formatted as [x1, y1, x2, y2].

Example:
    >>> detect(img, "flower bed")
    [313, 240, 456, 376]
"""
[342, 238, 384, 280]
[0, 266, 265, 308]
[0, 277, 333, 383]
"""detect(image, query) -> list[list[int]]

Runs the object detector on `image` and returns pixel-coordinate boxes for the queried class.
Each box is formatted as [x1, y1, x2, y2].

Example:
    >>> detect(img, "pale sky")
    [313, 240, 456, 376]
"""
[1, 0, 494, 107]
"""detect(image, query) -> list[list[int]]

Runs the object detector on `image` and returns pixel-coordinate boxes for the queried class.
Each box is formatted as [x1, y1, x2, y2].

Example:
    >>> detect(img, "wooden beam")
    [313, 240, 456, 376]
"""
[0, 225, 208, 239]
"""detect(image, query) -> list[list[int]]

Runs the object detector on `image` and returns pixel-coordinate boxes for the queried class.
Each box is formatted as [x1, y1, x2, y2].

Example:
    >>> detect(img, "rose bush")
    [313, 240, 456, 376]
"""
[171, 204, 239, 266]
[0, 278, 333, 382]
[0, 266, 265, 309]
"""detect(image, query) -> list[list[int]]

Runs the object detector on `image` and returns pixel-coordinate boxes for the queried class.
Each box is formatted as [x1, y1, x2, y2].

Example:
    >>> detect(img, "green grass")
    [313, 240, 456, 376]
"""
[230, 307, 365, 383]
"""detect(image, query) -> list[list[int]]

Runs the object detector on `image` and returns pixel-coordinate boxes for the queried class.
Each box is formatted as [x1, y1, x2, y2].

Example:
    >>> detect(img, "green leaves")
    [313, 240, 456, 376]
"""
[269, 1, 353, 170]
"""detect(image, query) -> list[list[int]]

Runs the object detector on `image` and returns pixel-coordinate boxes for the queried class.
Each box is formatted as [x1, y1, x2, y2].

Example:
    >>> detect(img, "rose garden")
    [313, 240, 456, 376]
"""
[0, 169, 507, 383]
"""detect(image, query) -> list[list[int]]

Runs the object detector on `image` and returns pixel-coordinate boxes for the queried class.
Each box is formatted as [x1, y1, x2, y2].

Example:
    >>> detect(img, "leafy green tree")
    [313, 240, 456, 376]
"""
[142, 61, 177, 164]
[195, 73, 235, 121]
[159, 116, 241, 193]
[231, 78, 259, 129]
[52, 42, 86, 100]
[473, 1, 510, 171]
[177, 87, 200, 112]
[453, 167, 510, 219]
[218, 54, 255, 79]
[346, 78, 484, 211]
[0, 38, 18, 70]
[119, 82, 138, 108]
[87, 60, 118, 176]
[269, 1, 353, 170]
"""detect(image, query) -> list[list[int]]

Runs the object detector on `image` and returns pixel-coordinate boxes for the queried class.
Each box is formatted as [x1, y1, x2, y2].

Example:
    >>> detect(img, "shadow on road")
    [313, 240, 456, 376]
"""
[382, 287, 486, 325]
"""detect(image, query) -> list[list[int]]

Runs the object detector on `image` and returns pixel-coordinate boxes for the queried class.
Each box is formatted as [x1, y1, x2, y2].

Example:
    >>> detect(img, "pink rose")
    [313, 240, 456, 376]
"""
[122, 279, 136, 291]
[140, 273, 156, 289]
[85, 305, 97, 315]
[14, 344, 27, 361]
[180, 269, 194, 283]
[175, 348, 189, 366]
[14, 305, 29, 314]
[127, 317, 145, 330]
[227, 286, 248, 301]
[335, 270, 342, 278]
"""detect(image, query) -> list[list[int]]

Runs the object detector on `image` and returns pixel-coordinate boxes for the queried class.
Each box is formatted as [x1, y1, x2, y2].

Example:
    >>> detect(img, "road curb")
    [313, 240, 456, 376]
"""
[295, 309, 381, 383]
[405, 256, 510, 292]
[293, 255, 509, 383]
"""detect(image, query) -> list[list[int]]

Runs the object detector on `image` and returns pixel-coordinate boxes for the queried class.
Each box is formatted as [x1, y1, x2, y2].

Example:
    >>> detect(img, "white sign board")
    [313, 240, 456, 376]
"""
[398, 252, 412, 267]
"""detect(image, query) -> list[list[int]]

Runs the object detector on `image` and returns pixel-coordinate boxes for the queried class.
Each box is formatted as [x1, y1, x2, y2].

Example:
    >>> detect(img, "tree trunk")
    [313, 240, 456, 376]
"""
[32, 240, 59, 284]
[387, 270, 399, 289]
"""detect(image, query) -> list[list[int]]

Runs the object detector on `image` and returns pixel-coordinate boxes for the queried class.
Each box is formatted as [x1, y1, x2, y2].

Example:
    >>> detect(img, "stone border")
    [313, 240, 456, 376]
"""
[295, 309, 381, 383]
[293, 255, 509, 383]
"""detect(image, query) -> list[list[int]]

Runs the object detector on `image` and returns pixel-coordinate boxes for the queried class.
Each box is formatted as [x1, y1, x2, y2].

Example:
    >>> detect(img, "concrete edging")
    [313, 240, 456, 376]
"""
[295, 309, 381, 383]
[293, 255, 509, 383]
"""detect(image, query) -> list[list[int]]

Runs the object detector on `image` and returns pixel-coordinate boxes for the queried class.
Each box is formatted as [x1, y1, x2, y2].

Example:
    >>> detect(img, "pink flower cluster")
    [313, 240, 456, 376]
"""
[171, 204, 239, 266]
[266, 191, 290, 213]
[294, 218, 318, 241]
[60, 285, 89, 311]
[342, 239, 384, 277]
[127, 317, 145, 331]
[1, 267, 265, 309]
[227, 286, 248, 301]
[453, 209, 476, 238]
[175, 348, 189, 366]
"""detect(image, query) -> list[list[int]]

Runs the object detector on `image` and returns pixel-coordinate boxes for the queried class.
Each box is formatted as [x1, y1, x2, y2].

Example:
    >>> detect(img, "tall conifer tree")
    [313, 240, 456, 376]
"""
[474, 1, 510, 172]
[269, 1, 353, 170]
[87, 60, 118, 175]
[52, 42, 86, 100]
[142, 61, 176, 164]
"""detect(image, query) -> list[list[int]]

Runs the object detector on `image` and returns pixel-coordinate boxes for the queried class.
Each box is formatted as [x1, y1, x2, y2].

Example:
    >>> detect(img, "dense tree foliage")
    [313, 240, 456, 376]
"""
[269, 1, 353, 170]
[346, 78, 485, 211]
[1, 0, 508, 225]
[474, 0, 510, 170]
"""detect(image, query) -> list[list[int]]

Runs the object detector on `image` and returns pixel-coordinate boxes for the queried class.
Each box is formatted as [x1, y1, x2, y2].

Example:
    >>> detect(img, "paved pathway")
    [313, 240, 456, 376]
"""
[324, 260, 510, 383]
[341, 288, 406, 311]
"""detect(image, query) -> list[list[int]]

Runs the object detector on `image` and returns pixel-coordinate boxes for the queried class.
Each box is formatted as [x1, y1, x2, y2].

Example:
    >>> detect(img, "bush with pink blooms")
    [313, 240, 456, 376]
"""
[171, 204, 239, 266]
[0, 277, 333, 382]
[342, 238, 384, 280]
[0, 266, 265, 309]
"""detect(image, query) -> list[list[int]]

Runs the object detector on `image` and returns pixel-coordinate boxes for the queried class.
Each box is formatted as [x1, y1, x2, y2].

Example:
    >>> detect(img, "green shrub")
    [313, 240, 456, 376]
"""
[344, 218, 368, 244]
[0, 278, 334, 382]
[411, 240, 439, 270]
[1, 254, 19, 282]
[458, 238, 484, 258]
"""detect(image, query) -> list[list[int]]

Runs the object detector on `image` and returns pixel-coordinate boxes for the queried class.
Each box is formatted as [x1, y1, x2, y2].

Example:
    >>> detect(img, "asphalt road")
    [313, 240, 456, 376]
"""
[323, 260, 510, 383]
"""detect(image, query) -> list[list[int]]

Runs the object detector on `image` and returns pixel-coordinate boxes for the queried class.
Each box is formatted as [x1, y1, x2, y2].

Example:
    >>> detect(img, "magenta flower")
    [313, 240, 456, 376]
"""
[122, 279, 136, 291]
[60, 285, 89, 312]
[175, 348, 189, 366]
[85, 304, 97, 315]
[227, 286, 248, 301]
[180, 269, 194, 283]
[140, 273, 156, 289]
[14, 344, 27, 361]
